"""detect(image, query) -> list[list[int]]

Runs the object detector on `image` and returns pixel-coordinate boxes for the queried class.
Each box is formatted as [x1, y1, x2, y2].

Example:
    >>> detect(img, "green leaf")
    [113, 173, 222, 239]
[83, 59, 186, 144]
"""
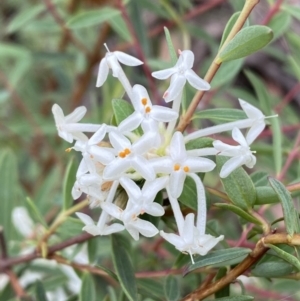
[219, 12, 242, 48]
[178, 175, 198, 210]
[80, 273, 96, 301]
[0, 149, 21, 239]
[63, 157, 77, 210]
[137, 279, 164, 299]
[251, 260, 294, 277]
[185, 137, 214, 150]
[269, 177, 300, 236]
[164, 275, 180, 301]
[67, 7, 120, 29]
[88, 237, 98, 264]
[250, 171, 269, 186]
[96, 264, 118, 282]
[255, 186, 280, 205]
[218, 25, 273, 62]
[270, 116, 282, 176]
[267, 11, 291, 40]
[266, 244, 300, 271]
[282, 5, 300, 21]
[35, 281, 49, 301]
[207, 296, 254, 301]
[111, 234, 137, 301]
[109, 15, 132, 42]
[216, 156, 256, 210]
[214, 203, 262, 225]
[164, 27, 177, 65]
[25, 197, 48, 228]
[193, 108, 247, 122]
[184, 248, 251, 275]
[112, 99, 135, 125]
[211, 59, 244, 89]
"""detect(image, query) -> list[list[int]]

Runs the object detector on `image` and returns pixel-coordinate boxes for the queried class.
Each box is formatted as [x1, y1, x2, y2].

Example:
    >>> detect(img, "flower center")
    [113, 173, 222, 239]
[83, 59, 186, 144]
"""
[141, 98, 147, 106]
[145, 106, 151, 113]
[173, 164, 190, 172]
[119, 148, 131, 158]
[174, 163, 180, 171]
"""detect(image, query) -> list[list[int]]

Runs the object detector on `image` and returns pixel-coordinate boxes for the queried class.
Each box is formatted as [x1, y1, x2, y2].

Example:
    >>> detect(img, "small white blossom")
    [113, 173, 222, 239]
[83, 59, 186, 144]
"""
[152, 50, 210, 102]
[151, 132, 216, 198]
[118, 84, 178, 133]
[213, 127, 257, 178]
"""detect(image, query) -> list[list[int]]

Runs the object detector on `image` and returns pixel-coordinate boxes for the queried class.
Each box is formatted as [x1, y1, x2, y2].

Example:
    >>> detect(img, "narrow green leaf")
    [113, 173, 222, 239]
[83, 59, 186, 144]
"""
[251, 260, 294, 277]
[109, 15, 132, 42]
[251, 171, 269, 187]
[164, 275, 180, 301]
[266, 244, 300, 271]
[216, 156, 256, 210]
[270, 116, 282, 176]
[164, 27, 177, 65]
[96, 264, 118, 282]
[111, 234, 137, 301]
[282, 5, 300, 21]
[63, 157, 77, 210]
[25, 197, 48, 228]
[35, 281, 48, 301]
[193, 108, 247, 122]
[207, 296, 254, 301]
[184, 248, 251, 275]
[137, 279, 165, 299]
[88, 237, 98, 264]
[218, 25, 273, 62]
[185, 137, 214, 150]
[112, 99, 134, 125]
[219, 12, 241, 48]
[67, 7, 120, 29]
[255, 186, 280, 205]
[267, 11, 291, 40]
[269, 178, 300, 236]
[214, 203, 262, 225]
[79, 273, 96, 301]
[179, 175, 198, 211]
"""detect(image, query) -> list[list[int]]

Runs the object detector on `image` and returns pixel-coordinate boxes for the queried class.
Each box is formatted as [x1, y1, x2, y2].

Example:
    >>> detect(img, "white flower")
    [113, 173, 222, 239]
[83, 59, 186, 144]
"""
[52, 104, 88, 143]
[160, 213, 224, 263]
[103, 131, 156, 181]
[151, 132, 216, 198]
[120, 176, 167, 217]
[12, 207, 35, 237]
[213, 127, 257, 178]
[152, 50, 210, 102]
[101, 201, 159, 241]
[118, 84, 178, 133]
[96, 45, 143, 88]
[76, 212, 124, 236]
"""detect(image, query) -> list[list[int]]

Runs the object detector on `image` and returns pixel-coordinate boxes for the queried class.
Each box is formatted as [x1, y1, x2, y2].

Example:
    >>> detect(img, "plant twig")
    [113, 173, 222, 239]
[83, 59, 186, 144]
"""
[261, 0, 284, 25]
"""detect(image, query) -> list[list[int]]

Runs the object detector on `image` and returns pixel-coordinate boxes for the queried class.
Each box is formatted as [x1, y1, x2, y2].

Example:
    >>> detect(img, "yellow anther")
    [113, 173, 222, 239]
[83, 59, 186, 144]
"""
[141, 98, 147, 106]
[65, 148, 72, 152]
[183, 166, 190, 172]
[124, 148, 131, 155]
[119, 151, 125, 158]
[174, 163, 180, 171]
[145, 106, 151, 113]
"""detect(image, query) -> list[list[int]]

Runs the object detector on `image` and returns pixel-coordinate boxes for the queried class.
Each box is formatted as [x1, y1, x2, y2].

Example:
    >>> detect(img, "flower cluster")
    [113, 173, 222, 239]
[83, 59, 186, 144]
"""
[52, 45, 272, 263]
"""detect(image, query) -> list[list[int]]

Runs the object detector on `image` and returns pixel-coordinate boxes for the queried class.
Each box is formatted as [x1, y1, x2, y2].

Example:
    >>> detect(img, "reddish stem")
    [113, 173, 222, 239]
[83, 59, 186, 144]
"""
[261, 0, 284, 25]
[275, 82, 300, 114]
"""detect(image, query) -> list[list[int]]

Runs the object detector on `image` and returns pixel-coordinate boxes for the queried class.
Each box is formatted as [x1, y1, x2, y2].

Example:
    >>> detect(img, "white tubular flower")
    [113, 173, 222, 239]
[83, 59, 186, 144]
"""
[213, 127, 257, 178]
[52, 104, 88, 143]
[151, 132, 216, 198]
[118, 84, 178, 133]
[76, 212, 124, 236]
[120, 176, 167, 216]
[103, 131, 156, 181]
[152, 50, 210, 102]
[160, 213, 224, 263]
[101, 201, 159, 241]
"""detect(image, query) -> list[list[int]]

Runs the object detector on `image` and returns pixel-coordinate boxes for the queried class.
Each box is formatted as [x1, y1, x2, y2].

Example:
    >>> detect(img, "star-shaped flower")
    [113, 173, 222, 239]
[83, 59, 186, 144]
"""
[52, 104, 88, 143]
[151, 132, 216, 198]
[152, 50, 210, 102]
[213, 127, 257, 178]
[118, 84, 178, 133]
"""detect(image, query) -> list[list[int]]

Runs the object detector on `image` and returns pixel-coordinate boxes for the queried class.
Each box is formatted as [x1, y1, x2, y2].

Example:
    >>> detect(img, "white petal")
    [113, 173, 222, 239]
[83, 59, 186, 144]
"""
[183, 213, 195, 245]
[181, 50, 194, 69]
[145, 203, 165, 216]
[76, 212, 94, 226]
[131, 156, 155, 181]
[232, 127, 248, 147]
[65, 106, 87, 123]
[101, 202, 123, 220]
[151, 67, 176, 80]
[83, 225, 102, 236]
[170, 132, 186, 161]
[101, 223, 125, 235]
[59, 130, 73, 143]
[219, 156, 246, 178]
[239, 99, 264, 119]
[132, 84, 151, 107]
[120, 177, 141, 200]
[150, 157, 173, 174]
[151, 106, 178, 122]
[118, 111, 143, 133]
[89, 145, 114, 165]
[142, 177, 168, 202]
[246, 121, 265, 145]
[114, 51, 143, 66]
[164, 74, 186, 102]
[132, 131, 155, 154]
[169, 170, 186, 198]
[245, 153, 256, 168]
[72, 184, 82, 199]
[103, 158, 131, 180]
[185, 157, 216, 173]
[185, 69, 210, 91]
[96, 58, 109, 87]
[126, 225, 140, 241]
[196, 234, 224, 255]
[52, 104, 64, 125]
[109, 131, 131, 151]
[213, 140, 241, 156]
[89, 124, 107, 145]
[160, 231, 184, 250]
[76, 158, 89, 177]
[133, 219, 159, 237]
